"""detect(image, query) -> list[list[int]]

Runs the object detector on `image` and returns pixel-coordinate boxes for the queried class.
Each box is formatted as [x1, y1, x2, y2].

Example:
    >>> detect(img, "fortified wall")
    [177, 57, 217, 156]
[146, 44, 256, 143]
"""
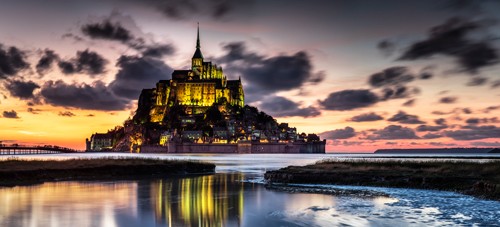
[140, 141, 326, 154]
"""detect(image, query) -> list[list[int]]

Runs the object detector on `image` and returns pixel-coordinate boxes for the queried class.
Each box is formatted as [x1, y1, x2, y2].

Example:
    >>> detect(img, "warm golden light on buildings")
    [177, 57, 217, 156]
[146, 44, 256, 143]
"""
[145, 25, 244, 123]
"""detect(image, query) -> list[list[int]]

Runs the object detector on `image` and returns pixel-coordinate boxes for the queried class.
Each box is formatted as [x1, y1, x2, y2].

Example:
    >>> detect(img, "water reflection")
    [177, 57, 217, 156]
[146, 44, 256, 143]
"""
[0, 182, 136, 227]
[0, 174, 248, 227]
[148, 174, 244, 226]
[1, 173, 499, 226]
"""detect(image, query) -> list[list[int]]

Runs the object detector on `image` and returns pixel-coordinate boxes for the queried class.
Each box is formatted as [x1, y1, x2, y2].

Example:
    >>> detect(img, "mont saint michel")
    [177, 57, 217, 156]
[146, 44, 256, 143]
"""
[2, 1, 500, 226]
[86, 27, 325, 153]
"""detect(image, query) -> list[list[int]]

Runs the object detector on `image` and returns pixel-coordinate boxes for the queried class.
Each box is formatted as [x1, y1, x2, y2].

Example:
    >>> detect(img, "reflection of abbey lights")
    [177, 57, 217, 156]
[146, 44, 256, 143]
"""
[0, 182, 137, 227]
[150, 174, 245, 226]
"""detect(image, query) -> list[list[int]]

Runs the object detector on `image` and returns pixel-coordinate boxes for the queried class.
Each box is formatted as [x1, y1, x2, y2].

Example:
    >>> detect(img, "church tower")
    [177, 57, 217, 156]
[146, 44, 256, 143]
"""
[192, 23, 203, 77]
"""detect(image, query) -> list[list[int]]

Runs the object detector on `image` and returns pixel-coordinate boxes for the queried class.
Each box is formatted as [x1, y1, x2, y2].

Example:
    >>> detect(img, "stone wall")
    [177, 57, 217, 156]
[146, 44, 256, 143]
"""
[140, 140, 325, 153]
[141, 145, 168, 153]
[173, 144, 237, 153]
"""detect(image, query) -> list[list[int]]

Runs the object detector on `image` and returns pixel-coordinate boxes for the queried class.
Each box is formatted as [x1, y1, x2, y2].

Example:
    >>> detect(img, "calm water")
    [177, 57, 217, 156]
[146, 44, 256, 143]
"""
[1, 153, 500, 226]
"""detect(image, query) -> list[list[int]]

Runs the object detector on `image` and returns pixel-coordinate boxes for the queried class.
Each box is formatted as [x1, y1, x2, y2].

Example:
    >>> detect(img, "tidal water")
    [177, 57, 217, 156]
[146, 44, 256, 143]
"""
[1, 153, 500, 226]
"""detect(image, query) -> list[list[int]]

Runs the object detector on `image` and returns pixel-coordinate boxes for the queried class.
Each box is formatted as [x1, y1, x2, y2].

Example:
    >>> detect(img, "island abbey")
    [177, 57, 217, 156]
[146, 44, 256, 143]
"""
[87, 26, 325, 154]
[145, 26, 244, 122]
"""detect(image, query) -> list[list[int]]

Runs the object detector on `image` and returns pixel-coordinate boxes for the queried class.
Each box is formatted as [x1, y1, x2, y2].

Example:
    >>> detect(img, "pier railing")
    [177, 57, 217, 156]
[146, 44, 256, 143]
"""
[0, 145, 81, 155]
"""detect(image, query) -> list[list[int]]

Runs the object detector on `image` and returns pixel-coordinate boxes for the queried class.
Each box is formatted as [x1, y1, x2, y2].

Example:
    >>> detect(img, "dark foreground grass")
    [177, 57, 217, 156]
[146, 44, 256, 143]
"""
[0, 157, 215, 186]
[264, 159, 500, 200]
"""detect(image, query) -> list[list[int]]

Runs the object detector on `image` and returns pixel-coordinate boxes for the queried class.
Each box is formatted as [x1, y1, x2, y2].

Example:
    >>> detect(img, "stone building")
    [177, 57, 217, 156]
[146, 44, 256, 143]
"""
[88, 133, 113, 151]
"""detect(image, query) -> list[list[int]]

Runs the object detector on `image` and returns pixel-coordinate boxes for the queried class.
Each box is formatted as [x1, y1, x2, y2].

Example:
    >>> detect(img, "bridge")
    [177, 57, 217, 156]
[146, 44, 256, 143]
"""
[0, 145, 81, 155]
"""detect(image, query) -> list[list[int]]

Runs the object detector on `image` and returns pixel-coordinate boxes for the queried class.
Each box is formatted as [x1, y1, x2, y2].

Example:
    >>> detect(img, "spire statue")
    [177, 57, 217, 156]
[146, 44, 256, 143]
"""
[196, 22, 200, 49]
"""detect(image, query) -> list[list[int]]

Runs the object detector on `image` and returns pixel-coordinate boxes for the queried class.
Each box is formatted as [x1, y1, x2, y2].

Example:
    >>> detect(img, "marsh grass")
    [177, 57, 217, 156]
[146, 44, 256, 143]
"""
[0, 157, 215, 186]
[266, 158, 500, 199]
[0, 157, 211, 172]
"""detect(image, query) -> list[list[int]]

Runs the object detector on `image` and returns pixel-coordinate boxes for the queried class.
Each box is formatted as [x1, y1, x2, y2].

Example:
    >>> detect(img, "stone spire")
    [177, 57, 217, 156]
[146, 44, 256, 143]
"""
[192, 23, 203, 59]
[196, 22, 200, 49]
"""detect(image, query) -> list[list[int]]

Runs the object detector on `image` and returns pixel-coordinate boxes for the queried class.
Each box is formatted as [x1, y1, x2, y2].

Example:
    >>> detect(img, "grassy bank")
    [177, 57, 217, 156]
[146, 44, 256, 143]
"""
[264, 159, 500, 200]
[0, 157, 215, 186]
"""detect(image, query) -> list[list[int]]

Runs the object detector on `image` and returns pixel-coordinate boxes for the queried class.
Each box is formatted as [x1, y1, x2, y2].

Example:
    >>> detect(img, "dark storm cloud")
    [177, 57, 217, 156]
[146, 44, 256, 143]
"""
[399, 17, 498, 73]
[231, 45, 319, 90]
[422, 133, 443, 139]
[349, 112, 384, 122]
[377, 40, 396, 56]
[444, 125, 500, 140]
[387, 111, 426, 124]
[0, 45, 30, 79]
[367, 67, 422, 101]
[483, 105, 500, 113]
[431, 110, 451, 115]
[381, 86, 420, 100]
[218, 42, 262, 63]
[368, 67, 415, 87]
[419, 72, 433, 80]
[259, 96, 320, 118]
[141, 44, 175, 58]
[465, 118, 480, 124]
[27, 107, 41, 114]
[366, 125, 420, 140]
[82, 20, 134, 43]
[156, 0, 254, 20]
[109, 55, 173, 99]
[416, 124, 448, 132]
[402, 99, 416, 107]
[58, 111, 76, 117]
[81, 18, 175, 58]
[319, 89, 379, 111]
[157, 0, 197, 20]
[62, 33, 84, 42]
[40, 80, 131, 111]
[36, 49, 59, 75]
[466, 76, 488, 86]
[4, 80, 40, 100]
[431, 107, 471, 115]
[439, 96, 458, 104]
[319, 127, 356, 140]
[74, 50, 108, 75]
[2, 110, 19, 119]
[219, 42, 323, 101]
[419, 65, 436, 80]
[58, 61, 76, 74]
[465, 117, 499, 124]
[57, 50, 108, 75]
[435, 118, 447, 125]
[491, 79, 500, 88]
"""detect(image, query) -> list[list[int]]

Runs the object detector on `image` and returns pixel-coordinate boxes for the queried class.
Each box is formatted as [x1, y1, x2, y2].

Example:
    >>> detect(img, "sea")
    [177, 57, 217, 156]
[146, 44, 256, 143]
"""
[0, 153, 499, 227]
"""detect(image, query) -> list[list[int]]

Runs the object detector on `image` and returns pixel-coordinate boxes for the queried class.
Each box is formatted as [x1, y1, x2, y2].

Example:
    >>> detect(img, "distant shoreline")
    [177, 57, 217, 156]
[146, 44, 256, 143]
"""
[265, 159, 500, 200]
[0, 158, 215, 187]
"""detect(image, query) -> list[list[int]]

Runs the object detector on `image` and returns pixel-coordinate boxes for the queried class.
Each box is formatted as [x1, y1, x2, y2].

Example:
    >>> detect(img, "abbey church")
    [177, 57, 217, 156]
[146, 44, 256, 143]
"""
[143, 26, 245, 122]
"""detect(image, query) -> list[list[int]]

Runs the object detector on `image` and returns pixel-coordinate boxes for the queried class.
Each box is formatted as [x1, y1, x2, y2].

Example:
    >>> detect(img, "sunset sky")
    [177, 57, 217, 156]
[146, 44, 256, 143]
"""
[1, 0, 499, 152]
